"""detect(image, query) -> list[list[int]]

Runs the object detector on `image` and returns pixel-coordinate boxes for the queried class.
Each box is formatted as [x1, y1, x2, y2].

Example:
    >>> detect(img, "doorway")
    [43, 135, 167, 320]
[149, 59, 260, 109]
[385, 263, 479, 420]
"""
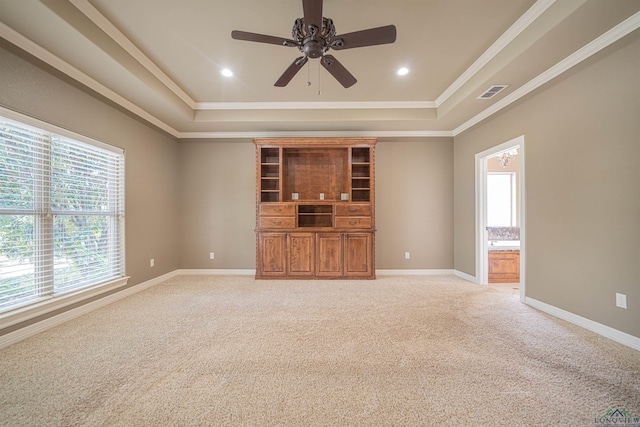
[475, 136, 525, 302]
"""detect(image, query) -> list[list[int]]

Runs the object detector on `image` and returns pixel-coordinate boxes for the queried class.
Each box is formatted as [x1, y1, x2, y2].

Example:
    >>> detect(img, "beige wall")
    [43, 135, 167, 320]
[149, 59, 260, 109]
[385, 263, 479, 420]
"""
[177, 138, 455, 271]
[376, 139, 454, 269]
[178, 140, 256, 269]
[454, 34, 640, 337]
[0, 42, 181, 290]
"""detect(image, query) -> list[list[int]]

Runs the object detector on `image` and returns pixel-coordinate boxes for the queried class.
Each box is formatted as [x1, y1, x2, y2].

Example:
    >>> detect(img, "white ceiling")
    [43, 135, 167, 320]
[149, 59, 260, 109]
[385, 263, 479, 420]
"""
[1, 0, 639, 139]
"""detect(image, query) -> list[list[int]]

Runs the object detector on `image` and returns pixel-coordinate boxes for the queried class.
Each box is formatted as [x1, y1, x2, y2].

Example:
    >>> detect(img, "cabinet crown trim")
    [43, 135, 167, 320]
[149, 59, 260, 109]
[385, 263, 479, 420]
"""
[254, 137, 377, 147]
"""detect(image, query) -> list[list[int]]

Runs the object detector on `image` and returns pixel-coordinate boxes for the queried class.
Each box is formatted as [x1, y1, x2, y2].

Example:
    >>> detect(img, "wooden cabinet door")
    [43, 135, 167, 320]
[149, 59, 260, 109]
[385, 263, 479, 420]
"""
[258, 233, 287, 277]
[316, 233, 343, 277]
[488, 251, 520, 283]
[344, 233, 373, 277]
[288, 233, 314, 276]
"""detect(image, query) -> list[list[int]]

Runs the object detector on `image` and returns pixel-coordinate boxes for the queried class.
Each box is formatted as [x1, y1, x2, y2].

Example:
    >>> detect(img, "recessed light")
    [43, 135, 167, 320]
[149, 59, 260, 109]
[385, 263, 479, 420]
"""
[220, 68, 233, 77]
[396, 67, 409, 76]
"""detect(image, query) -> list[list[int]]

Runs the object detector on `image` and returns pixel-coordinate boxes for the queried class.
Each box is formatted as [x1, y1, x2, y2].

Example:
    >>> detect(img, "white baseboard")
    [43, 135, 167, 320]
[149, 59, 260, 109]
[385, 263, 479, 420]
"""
[180, 269, 457, 277]
[175, 269, 256, 276]
[376, 269, 454, 276]
[454, 270, 478, 284]
[5, 268, 636, 354]
[525, 297, 640, 352]
[0, 270, 179, 350]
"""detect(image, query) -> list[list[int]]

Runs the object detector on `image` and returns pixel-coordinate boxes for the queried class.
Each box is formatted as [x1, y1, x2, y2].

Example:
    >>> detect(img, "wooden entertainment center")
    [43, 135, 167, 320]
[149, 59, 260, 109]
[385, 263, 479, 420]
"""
[254, 138, 376, 279]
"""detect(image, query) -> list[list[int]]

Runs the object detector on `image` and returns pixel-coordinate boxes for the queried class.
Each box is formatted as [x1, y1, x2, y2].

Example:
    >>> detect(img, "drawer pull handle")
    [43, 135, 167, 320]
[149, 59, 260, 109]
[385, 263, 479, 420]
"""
[349, 221, 357, 225]
[274, 221, 282, 225]
[349, 209, 357, 212]
[274, 208, 281, 212]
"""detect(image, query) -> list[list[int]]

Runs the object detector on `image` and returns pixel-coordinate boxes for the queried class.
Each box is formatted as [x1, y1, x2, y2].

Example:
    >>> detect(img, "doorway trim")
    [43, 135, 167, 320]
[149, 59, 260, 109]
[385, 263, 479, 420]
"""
[475, 135, 526, 302]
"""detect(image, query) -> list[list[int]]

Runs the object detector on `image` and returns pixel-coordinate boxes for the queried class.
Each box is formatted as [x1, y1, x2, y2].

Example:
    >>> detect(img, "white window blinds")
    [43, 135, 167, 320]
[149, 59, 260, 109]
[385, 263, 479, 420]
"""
[0, 113, 124, 312]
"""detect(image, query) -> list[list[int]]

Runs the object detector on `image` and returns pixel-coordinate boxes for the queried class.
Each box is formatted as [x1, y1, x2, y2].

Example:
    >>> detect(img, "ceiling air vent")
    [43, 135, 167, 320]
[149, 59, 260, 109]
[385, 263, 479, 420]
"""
[477, 84, 509, 99]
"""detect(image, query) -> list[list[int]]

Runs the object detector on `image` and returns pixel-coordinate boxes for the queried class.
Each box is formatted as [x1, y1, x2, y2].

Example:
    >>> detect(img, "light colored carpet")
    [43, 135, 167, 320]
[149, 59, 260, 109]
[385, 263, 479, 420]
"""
[0, 275, 638, 426]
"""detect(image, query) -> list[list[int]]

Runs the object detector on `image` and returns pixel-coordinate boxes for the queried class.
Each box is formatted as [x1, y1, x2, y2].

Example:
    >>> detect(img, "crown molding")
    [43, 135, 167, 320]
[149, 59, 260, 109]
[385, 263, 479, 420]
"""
[453, 10, 640, 136]
[0, 21, 181, 138]
[69, 0, 197, 110]
[435, 0, 556, 107]
[195, 101, 437, 110]
[177, 130, 453, 139]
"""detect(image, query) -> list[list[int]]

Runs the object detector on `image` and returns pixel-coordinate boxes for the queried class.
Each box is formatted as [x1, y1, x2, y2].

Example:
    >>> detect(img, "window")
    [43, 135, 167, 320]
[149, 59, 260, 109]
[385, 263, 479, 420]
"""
[0, 113, 124, 313]
[487, 172, 516, 226]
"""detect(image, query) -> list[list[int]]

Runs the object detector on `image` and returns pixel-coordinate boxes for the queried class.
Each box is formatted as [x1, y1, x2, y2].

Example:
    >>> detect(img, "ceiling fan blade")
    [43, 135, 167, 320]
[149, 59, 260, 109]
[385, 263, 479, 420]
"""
[302, 0, 323, 35]
[321, 55, 357, 88]
[331, 25, 397, 50]
[275, 56, 309, 87]
[231, 30, 297, 47]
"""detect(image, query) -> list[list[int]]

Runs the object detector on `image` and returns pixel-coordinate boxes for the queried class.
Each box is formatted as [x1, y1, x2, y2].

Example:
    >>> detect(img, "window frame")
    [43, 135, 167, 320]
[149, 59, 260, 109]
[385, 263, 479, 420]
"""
[0, 107, 127, 328]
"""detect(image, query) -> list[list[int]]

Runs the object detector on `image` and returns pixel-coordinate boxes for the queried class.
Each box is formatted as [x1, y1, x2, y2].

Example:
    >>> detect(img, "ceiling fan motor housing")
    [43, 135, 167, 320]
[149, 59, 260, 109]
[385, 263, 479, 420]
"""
[303, 38, 325, 58]
[294, 17, 334, 58]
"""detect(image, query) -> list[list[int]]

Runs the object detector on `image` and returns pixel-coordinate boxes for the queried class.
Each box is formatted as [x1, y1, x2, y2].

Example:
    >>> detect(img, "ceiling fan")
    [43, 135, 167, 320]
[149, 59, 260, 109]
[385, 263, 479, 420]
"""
[231, 0, 397, 88]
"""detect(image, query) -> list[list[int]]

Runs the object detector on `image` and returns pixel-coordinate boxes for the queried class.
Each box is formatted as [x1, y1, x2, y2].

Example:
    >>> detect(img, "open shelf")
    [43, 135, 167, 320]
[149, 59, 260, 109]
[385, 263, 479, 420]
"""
[261, 178, 279, 191]
[351, 190, 370, 202]
[351, 148, 371, 202]
[351, 178, 370, 189]
[261, 147, 280, 164]
[261, 192, 279, 203]
[298, 204, 333, 227]
[351, 147, 370, 164]
[351, 164, 369, 177]
[260, 147, 281, 202]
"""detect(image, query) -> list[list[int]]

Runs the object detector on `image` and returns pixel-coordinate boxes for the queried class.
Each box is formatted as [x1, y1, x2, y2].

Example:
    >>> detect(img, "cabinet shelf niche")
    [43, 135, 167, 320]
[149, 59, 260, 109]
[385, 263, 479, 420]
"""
[261, 147, 280, 164]
[260, 147, 281, 202]
[351, 147, 370, 164]
[283, 148, 348, 202]
[298, 204, 333, 227]
[351, 190, 370, 202]
[350, 148, 371, 202]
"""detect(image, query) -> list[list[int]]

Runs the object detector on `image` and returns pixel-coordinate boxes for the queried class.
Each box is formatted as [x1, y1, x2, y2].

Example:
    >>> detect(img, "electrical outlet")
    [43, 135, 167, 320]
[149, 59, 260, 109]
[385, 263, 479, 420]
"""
[405, 252, 410, 260]
[616, 293, 627, 309]
[150, 258, 155, 268]
[209, 252, 215, 260]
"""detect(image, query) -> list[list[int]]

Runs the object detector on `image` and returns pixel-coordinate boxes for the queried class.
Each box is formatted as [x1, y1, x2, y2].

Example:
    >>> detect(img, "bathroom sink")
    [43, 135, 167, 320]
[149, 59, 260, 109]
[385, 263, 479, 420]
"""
[488, 240, 520, 250]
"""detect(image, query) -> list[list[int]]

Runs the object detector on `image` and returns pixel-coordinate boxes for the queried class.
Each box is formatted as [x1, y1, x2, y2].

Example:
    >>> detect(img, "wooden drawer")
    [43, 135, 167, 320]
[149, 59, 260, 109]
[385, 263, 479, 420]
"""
[335, 204, 372, 217]
[259, 204, 295, 217]
[335, 217, 372, 229]
[259, 217, 296, 229]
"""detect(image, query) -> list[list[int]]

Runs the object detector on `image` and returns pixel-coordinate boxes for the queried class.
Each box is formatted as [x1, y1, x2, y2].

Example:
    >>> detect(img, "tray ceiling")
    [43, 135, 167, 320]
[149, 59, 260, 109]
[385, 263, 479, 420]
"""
[0, 0, 639, 139]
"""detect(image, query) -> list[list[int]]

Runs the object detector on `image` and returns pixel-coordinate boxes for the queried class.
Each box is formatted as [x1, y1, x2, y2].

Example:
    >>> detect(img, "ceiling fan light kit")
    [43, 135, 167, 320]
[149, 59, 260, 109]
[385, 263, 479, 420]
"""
[231, 0, 397, 88]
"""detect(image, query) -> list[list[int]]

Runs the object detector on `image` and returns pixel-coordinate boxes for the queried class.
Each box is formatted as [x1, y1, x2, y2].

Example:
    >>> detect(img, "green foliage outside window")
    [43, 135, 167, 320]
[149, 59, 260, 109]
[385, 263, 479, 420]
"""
[0, 119, 123, 310]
